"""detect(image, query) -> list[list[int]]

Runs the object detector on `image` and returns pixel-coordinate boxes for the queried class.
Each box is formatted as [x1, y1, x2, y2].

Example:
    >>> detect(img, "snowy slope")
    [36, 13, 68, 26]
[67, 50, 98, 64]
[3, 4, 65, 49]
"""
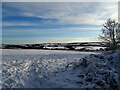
[2, 49, 100, 88]
[2, 49, 120, 89]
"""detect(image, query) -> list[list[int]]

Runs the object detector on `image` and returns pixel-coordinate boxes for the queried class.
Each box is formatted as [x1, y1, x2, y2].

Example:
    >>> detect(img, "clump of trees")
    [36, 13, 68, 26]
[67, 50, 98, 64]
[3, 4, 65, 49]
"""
[99, 18, 120, 50]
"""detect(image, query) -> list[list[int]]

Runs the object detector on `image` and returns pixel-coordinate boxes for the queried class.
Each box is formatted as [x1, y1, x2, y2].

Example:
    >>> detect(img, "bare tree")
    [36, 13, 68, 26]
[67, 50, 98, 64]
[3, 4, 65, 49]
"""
[99, 18, 120, 46]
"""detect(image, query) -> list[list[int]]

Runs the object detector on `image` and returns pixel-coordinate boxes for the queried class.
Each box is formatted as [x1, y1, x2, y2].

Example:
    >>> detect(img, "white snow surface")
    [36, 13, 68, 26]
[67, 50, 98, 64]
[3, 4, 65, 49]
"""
[2, 49, 120, 89]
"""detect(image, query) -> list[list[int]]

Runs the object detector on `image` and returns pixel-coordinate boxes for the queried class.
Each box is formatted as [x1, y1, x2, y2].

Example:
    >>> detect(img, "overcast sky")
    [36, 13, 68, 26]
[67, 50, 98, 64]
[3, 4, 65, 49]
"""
[2, 2, 118, 44]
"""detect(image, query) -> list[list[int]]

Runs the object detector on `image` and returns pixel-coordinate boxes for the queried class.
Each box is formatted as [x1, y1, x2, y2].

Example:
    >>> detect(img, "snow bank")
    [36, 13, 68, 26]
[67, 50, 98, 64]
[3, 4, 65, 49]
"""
[42, 50, 120, 89]
[74, 52, 120, 89]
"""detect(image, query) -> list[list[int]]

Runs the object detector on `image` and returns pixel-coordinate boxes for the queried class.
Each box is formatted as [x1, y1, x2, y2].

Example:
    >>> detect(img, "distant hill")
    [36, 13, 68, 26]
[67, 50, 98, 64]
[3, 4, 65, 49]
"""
[2, 42, 109, 50]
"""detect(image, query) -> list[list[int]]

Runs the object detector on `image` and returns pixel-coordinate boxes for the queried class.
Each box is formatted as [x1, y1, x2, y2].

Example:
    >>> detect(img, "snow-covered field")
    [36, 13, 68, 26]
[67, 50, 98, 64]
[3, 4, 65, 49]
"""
[2, 49, 120, 89]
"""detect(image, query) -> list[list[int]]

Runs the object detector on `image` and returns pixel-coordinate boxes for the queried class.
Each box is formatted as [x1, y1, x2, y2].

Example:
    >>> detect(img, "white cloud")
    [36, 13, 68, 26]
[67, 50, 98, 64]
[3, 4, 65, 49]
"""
[3, 22, 40, 26]
[3, 37, 99, 44]
[3, 2, 118, 26]
[3, 27, 101, 35]
[2, 2, 118, 44]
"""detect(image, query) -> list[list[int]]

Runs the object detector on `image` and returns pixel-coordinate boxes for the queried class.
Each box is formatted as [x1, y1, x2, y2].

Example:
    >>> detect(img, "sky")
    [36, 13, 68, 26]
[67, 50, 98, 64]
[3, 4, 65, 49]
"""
[2, 2, 118, 44]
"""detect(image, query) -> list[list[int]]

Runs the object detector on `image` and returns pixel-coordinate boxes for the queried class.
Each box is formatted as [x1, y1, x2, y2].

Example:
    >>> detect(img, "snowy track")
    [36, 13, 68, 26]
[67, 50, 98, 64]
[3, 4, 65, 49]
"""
[2, 49, 101, 88]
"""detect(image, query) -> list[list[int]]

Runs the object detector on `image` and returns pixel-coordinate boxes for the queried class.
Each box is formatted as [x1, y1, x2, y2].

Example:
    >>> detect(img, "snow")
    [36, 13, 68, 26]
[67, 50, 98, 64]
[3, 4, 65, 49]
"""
[75, 46, 106, 50]
[2, 49, 120, 89]
[43, 47, 66, 50]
